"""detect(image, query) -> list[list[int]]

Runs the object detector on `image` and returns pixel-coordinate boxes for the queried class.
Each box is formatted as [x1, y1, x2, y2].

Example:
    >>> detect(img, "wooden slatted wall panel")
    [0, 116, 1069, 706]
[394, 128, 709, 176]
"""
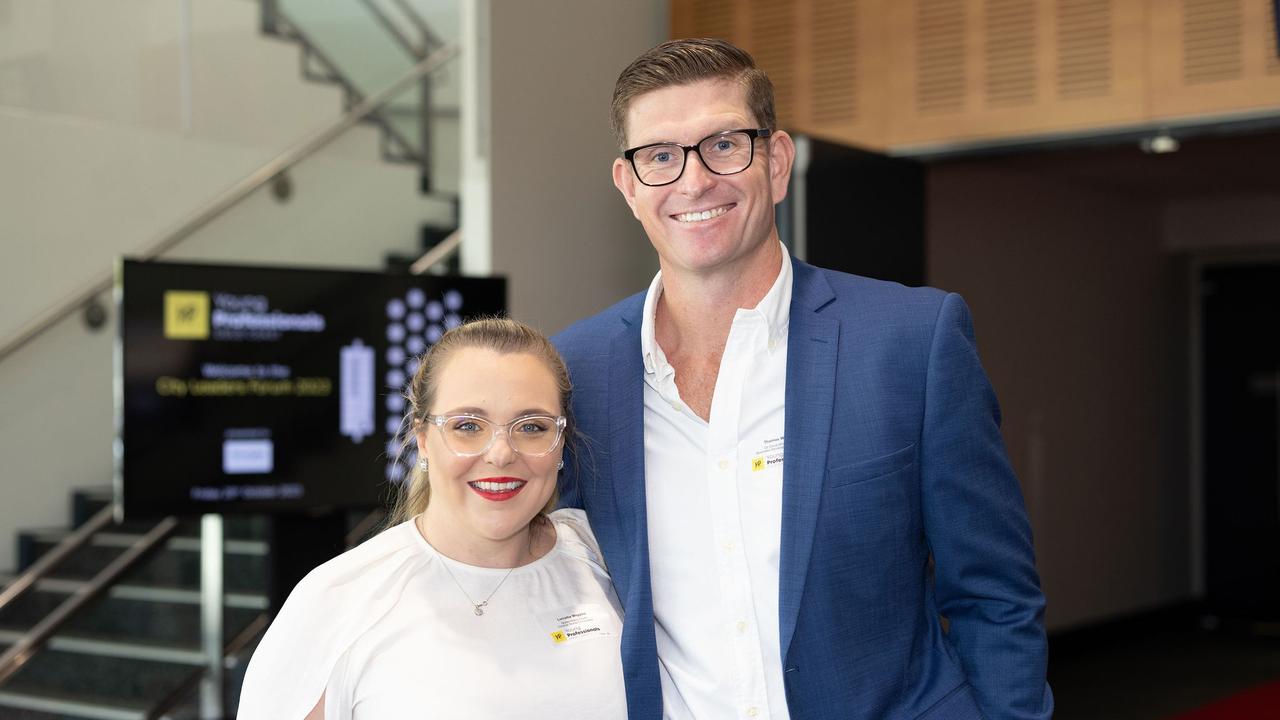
[886, 0, 1146, 148]
[802, 0, 889, 148]
[1149, 0, 1280, 118]
[672, 0, 890, 149]
[670, 0, 1280, 150]
[1267, 0, 1280, 76]
[750, 0, 799, 126]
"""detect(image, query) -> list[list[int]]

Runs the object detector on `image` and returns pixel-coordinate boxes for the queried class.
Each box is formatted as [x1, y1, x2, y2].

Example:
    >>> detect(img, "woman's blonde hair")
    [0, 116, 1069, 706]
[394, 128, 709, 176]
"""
[386, 317, 574, 526]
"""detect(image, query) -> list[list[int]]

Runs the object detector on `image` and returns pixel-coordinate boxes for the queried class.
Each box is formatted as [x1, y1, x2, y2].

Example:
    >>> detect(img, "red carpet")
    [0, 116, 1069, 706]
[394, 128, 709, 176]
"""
[1172, 679, 1280, 719]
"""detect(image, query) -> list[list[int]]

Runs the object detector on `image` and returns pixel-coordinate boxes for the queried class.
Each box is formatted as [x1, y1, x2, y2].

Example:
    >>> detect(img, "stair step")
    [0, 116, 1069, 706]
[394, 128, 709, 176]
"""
[20, 532, 268, 594]
[0, 689, 145, 720]
[0, 631, 205, 665]
[0, 646, 192, 715]
[0, 588, 264, 648]
[26, 530, 268, 555]
[14, 577, 267, 609]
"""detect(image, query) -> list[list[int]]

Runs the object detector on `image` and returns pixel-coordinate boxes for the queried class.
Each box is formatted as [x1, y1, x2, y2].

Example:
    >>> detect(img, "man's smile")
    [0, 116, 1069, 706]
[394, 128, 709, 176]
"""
[672, 203, 735, 223]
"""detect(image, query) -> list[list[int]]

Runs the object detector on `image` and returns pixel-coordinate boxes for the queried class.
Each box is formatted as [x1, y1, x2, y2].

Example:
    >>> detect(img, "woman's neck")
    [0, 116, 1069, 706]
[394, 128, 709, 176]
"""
[415, 512, 553, 568]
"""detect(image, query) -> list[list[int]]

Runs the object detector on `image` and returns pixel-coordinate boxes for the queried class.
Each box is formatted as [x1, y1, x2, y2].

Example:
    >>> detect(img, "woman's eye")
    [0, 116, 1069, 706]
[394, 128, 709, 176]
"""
[452, 420, 483, 433]
[516, 421, 549, 434]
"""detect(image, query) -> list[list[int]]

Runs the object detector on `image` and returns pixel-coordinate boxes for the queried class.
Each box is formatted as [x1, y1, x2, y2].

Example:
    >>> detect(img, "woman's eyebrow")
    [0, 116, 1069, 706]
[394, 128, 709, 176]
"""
[438, 407, 558, 418]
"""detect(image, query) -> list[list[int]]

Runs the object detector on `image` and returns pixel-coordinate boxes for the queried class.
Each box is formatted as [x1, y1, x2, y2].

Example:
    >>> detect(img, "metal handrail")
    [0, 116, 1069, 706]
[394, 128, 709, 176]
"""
[275, 14, 424, 161]
[389, 0, 443, 50]
[359, 0, 424, 59]
[147, 611, 271, 720]
[0, 504, 114, 615]
[148, 507, 386, 717]
[409, 228, 461, 274]
[0, 516, 182, 686]
[344, 507, 388, 548]
[0, 42, 459, 369]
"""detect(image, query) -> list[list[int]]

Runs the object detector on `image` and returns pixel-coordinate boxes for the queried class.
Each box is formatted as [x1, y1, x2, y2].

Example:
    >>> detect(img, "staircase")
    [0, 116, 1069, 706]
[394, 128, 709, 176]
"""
[0, 0, 463, 715]
[0, 489, 269, 718]
[260, 0, 463, 271]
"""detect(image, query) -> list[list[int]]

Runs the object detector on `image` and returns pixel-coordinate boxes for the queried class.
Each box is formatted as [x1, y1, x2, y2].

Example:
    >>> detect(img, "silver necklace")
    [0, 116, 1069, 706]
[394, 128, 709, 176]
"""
[440, 559, 514, 616]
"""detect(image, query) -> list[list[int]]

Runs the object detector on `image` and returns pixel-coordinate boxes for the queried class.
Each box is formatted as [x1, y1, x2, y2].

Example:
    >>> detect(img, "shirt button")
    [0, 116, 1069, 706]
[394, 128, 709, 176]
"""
[723, 541, 735, 552]
[747, 708, 759, 717]
[736, 620, 747, 633]
[768, 339, 776, 351]
[718, 459, 729, 471]
[670, 401, 681, 412]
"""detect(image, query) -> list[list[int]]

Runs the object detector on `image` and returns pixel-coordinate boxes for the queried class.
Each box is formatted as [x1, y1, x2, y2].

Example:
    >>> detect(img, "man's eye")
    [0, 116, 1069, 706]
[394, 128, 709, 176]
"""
[714, 140, 734, 152]
[652, 151, 674, 163]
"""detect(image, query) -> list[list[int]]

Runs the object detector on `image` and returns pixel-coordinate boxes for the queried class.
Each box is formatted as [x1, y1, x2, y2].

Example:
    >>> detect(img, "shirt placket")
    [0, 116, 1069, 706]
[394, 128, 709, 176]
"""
[708, 313, 771, 719]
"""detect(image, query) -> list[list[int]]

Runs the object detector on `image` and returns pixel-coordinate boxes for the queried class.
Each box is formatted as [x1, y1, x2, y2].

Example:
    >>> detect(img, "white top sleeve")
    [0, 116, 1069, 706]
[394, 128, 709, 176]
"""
[237, 521, 440, 719]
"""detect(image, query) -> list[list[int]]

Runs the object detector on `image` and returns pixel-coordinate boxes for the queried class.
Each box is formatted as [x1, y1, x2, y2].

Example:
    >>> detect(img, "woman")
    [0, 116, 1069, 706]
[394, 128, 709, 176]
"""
[238, 318, 626, 719]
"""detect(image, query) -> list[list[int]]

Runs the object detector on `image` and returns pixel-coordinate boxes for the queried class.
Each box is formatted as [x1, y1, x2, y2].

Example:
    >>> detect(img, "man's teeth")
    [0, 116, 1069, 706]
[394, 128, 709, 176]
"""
[675, 206, 729, 223]
[471, 480, 524, 492]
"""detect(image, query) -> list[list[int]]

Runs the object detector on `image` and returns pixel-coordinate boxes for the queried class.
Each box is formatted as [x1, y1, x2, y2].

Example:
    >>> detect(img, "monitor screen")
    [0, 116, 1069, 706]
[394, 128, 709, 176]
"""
[116, 259, 506, 518]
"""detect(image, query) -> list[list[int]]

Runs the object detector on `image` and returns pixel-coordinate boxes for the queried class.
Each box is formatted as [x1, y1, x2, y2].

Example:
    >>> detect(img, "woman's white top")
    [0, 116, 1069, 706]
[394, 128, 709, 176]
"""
[237, 509, 626, 720]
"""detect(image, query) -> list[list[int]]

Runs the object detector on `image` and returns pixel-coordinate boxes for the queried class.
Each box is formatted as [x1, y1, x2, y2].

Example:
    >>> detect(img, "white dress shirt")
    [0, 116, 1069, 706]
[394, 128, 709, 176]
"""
[640, 249, 792, 720]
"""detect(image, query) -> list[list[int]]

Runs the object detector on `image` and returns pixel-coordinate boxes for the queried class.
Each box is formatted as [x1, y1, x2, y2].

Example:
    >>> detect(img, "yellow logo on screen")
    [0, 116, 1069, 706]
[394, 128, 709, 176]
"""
[164, 291, 210, 340]
[751, 456, 766, 472]
[550, 631, 568, 644]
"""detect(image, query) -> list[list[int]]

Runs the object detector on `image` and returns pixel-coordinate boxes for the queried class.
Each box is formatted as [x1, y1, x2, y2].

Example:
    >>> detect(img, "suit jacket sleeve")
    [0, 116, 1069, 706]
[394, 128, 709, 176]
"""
[920, 293, 1054, 720]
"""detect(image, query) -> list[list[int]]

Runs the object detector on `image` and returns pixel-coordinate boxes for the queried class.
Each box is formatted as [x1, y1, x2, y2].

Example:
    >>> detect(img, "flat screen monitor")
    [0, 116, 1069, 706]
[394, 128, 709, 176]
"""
[116, 259, 506, 518]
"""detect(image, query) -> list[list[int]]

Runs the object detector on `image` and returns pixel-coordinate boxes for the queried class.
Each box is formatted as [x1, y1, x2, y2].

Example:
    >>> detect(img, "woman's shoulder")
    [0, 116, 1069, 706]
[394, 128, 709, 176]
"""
[286, 519, 423, 602]
[239, 519, 428, 719]
[548, 508, 608, 574]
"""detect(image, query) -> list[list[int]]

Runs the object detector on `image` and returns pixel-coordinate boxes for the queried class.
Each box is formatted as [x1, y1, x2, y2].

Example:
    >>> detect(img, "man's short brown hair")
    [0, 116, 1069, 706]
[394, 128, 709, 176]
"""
[610, 38, 776, 150]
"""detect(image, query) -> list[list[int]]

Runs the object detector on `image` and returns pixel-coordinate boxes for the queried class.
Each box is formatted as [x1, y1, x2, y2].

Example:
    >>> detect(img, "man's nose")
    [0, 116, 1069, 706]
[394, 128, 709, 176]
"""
[676, 150, 716, 196]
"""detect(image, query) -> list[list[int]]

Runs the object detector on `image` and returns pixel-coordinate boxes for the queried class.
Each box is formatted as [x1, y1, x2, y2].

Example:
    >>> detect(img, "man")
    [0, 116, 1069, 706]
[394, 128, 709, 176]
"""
[554, 38, 1053, 720]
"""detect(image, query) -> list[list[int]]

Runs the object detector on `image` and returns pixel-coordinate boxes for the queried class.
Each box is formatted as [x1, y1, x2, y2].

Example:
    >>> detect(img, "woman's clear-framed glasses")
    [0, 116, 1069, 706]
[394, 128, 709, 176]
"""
[623, 128, 772, 187]
[425, 414, 567, 457]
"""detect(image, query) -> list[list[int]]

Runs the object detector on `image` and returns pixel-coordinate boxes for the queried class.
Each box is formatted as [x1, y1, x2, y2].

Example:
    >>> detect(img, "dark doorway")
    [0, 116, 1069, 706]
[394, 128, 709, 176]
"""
[1201, 262, 1280, 622]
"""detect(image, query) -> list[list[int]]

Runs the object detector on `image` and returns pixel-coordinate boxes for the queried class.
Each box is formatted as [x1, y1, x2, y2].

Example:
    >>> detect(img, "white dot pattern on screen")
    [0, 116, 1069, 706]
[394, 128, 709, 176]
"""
[382, 287, 467, 484]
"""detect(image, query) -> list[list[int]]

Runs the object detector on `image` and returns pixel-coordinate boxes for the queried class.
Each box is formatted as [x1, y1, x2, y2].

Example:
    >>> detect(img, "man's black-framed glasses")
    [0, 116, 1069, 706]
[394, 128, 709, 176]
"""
[623, 128, 772, 187]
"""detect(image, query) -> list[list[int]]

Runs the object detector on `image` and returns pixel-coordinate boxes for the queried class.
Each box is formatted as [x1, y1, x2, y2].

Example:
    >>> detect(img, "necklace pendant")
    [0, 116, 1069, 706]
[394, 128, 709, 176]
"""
[474, 602, 486, 616]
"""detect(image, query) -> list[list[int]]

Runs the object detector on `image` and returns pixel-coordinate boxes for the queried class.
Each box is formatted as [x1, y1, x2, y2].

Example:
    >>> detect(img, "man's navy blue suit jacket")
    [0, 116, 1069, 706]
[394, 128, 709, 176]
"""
[552, 257, 1053, 720]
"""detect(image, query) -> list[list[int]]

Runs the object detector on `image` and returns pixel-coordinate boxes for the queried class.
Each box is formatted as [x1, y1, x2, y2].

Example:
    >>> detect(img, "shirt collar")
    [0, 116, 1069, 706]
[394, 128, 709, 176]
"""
[640, 244, 793, 375]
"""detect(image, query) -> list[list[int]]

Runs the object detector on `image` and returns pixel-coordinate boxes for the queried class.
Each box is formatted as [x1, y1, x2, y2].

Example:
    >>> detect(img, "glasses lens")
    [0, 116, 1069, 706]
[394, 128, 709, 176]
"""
[698, 132, 753, 175]
[440, 415, 494, 455]
[507, 416, 561, 456]
[632, 143, 684, 186]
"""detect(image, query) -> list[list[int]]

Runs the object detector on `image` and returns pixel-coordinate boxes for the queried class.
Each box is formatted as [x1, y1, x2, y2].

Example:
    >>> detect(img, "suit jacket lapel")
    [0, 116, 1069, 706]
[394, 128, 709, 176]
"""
[779, 259, 839, 657]
[606, 307, 648, 603]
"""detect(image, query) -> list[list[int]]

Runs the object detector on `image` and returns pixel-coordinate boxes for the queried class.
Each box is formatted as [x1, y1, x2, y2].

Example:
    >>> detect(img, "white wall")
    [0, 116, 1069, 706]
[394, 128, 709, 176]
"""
[0, 0, 457, 568]
[473, 0, 665, 334]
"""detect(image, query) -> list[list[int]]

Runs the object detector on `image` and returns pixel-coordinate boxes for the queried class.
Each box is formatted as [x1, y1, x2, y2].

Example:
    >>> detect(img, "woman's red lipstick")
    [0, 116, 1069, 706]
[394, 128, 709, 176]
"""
[467, 476, 527, 501]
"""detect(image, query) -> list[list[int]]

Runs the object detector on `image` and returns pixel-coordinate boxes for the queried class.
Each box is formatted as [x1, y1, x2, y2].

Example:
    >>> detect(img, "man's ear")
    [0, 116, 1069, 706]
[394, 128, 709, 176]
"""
[766, 129, 796, 204]
[612, 157, 640, 218]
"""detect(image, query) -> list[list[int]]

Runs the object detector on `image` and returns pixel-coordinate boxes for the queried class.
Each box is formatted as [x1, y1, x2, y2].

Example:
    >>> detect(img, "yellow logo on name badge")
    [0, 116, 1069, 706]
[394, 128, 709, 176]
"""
[751, 457, 766, 472]
[550, 631, 568, 644]
[163, 291, 210, 340]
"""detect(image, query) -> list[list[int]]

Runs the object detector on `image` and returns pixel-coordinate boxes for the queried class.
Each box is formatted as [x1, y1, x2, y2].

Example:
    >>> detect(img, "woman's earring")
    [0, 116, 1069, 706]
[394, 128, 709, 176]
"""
[556, 460, 564, 471]
[417, 458, 428, 472]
